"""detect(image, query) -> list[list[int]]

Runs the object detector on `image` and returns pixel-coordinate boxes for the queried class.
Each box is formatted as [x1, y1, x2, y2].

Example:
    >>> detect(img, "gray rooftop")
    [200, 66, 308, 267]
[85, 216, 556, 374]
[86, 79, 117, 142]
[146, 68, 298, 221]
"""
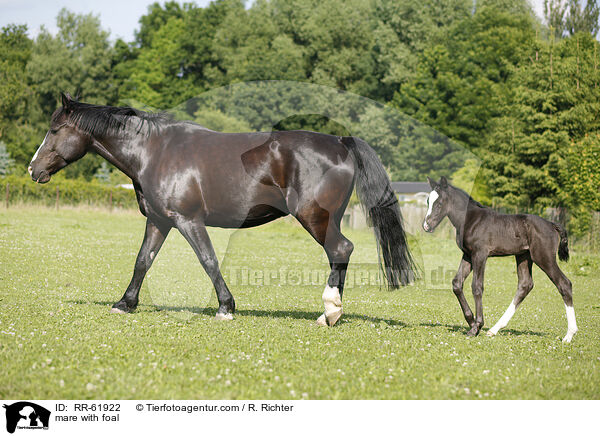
[391, 182, 430, 194]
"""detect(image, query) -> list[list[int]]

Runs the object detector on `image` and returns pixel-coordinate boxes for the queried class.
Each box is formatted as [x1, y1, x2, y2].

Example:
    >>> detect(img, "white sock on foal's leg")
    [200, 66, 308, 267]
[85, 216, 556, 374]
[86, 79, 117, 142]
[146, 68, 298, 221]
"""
[562, 304, 578, 343]
[316, 285, 343, 326]
[487, 301, 517, 337]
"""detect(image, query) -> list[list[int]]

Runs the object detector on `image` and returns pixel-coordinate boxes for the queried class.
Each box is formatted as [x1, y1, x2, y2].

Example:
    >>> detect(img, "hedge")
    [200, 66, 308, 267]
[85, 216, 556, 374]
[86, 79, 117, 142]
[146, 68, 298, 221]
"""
[0, 175, 137, 209]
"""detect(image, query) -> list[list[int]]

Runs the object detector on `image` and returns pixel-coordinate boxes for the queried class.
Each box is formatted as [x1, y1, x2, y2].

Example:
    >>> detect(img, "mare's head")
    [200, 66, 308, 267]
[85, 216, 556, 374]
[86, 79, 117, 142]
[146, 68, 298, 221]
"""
[28, 93, 91, 183]
[422, 176, 451, 233]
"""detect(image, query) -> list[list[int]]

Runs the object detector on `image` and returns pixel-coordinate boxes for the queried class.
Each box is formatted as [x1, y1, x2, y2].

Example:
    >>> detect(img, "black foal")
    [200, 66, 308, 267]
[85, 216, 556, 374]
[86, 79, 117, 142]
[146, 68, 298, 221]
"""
[422, 176, 577, 342]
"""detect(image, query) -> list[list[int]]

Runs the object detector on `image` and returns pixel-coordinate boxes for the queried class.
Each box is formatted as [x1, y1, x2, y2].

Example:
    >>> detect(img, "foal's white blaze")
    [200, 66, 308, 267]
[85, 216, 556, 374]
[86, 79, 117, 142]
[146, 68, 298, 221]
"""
[563, 304, 578, 343]
[31, 132, 48, 164]
[318, 285, 342, 326]
[425, 190, 439, 218]
[487, 301, 517, 336]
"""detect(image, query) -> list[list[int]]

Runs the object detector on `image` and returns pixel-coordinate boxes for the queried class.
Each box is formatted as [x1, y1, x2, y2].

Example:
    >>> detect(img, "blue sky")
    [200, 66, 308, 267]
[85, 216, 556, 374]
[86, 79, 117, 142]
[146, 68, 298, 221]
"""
[0, 0, 546, 42]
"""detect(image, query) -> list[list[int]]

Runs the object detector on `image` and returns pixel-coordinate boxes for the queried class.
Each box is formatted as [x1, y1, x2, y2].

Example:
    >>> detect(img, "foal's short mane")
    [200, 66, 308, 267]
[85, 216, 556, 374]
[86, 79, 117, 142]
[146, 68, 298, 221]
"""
[53, 100, 172, 137]
[449, 184, 486, 208]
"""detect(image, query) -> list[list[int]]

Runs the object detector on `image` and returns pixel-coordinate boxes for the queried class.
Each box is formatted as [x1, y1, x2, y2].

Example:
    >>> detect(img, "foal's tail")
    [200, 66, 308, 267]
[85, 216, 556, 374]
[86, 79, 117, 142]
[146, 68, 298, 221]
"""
[553, 223, 569, 262]
[341, 136, 418, 288]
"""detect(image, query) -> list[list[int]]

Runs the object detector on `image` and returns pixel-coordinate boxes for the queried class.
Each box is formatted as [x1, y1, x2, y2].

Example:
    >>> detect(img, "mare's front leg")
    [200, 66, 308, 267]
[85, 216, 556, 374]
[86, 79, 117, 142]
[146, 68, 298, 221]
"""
[452, 255, 475, 328]
[112, 219, 170, 313]
[177, 220, 235, 320]
[467, 251, 488, 336]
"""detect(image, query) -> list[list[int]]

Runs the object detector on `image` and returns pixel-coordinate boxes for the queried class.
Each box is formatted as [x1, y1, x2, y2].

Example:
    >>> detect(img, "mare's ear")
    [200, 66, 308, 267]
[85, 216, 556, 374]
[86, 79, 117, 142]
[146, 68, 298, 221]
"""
[427, 176, 437, 189]
[439, 176, 448, 189]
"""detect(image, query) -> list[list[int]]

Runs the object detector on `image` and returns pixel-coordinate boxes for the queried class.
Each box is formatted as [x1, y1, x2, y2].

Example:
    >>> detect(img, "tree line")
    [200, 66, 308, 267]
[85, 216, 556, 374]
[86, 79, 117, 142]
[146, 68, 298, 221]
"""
[0, 0, 599, 233]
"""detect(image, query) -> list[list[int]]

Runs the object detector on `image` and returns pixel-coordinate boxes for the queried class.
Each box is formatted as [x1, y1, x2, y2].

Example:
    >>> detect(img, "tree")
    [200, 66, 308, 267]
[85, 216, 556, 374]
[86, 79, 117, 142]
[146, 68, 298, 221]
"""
[0, 141, 15, 175]
[565, 0, 600, 37]
[545, 0, 569, 38]
[484, 33, 600, 209]
[26, 9, 115, 178]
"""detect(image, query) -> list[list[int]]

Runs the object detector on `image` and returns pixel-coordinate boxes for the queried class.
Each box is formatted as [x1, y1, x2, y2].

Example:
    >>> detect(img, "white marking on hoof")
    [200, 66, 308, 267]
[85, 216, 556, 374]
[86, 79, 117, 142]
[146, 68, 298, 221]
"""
[316, 314, 328, 326]
[322, 285, 343, 326]
[215, 312, 233, 321]
[110, 307, 127, 314]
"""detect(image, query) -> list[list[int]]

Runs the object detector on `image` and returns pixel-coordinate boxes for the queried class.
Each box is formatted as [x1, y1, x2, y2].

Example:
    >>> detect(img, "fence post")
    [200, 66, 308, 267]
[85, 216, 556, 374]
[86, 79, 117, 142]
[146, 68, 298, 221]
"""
[55, 186, 59, 211]
[109, 190, 113, 212]
[5, 183, 8, 209]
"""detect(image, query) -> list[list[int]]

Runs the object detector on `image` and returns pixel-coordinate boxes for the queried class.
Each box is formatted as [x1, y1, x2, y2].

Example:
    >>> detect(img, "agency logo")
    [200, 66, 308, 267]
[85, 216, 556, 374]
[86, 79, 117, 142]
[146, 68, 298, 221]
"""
[2, 402, 50, 434]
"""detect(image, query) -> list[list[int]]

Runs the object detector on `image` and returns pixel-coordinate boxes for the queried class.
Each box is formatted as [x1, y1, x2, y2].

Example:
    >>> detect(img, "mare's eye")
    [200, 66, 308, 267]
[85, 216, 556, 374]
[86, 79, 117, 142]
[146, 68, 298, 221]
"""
[50, 129, 58, 134]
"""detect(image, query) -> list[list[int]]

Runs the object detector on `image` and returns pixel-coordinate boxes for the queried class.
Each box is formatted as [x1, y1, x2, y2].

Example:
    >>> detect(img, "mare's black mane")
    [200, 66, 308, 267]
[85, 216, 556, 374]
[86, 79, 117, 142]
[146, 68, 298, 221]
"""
[53, 100, 173, 137]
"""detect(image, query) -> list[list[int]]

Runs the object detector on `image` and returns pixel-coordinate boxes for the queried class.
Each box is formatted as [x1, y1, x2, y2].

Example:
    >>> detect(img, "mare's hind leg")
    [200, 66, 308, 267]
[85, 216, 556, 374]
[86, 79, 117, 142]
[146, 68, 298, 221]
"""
[452, 255, 475, 328]
[531, 251, 577, 342]
[295, 203, 353, 327]
[177, 219, 235, 320]
[111, 219, 170, 314]
[487, 253, 533, 337]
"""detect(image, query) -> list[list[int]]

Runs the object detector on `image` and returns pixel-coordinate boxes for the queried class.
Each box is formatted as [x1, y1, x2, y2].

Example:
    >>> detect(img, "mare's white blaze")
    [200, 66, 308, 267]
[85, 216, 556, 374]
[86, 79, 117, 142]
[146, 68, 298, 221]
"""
[425, 190, 439, 218]
[563, 305, 578, 343]
[320, 285, 342, 326]
[149, 251, 155, 261]
[487, 302, 516, 336]
[31, 132, 48, 164]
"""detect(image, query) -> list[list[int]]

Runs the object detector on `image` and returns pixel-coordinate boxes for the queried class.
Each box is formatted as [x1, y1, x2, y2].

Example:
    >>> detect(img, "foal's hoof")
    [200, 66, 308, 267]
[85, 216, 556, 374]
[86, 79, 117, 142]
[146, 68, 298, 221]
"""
[486, 330, 496, 337]
[215, 312, 233, 321]
[466, 328, 480, 337]
[316, 314, 327, 326]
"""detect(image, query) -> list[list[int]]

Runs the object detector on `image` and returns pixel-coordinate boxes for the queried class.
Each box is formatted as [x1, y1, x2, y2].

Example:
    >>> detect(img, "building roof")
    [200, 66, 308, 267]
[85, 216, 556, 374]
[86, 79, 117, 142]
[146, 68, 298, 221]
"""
[391, 182, 431, 194]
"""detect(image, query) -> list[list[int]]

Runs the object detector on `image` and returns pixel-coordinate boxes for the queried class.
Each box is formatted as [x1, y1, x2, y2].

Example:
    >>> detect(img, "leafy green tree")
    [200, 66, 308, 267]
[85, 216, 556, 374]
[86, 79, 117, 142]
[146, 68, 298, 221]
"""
[392, 2, 536, 154]
[545, 0, 569, 39]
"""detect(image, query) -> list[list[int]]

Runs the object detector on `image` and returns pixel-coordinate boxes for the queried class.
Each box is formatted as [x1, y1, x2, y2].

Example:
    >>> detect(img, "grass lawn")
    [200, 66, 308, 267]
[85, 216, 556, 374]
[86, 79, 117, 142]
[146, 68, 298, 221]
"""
[0, 206, 598, 399]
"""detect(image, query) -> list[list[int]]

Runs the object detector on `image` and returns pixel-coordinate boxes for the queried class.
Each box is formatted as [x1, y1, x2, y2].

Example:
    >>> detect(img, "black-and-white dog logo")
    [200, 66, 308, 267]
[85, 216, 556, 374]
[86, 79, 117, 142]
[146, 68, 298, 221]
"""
[3, 402, 50, 433]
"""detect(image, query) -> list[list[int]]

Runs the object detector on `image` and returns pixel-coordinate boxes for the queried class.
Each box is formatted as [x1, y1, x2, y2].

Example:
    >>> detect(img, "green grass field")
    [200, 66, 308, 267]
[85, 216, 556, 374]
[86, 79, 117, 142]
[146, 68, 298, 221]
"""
[1, 207, 599, 399]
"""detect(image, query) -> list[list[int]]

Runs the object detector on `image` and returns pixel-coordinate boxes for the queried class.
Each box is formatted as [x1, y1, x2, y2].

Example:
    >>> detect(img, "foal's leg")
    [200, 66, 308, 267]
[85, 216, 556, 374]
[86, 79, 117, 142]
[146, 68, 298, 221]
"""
[177, 220, 235, 320]
[296, 205, 353, 327]
[111, 219, 170, 314]
[452, 255, 475, 328]
[487, 253, 533, 337]
[468, 252, 487, 336]
[532, 253, 577, 342]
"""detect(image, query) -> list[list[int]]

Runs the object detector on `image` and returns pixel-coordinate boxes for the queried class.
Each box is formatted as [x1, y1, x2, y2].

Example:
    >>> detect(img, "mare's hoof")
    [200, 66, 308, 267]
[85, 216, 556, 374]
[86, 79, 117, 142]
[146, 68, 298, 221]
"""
[215, 312, 234, 321]
[110, 307, 128, 314]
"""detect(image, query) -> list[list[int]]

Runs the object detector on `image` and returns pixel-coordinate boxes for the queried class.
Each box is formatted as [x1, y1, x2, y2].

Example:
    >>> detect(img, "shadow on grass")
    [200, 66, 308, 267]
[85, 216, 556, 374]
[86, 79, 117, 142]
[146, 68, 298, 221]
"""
[419, 322, 547, 337]
[67, 300, 407, 327]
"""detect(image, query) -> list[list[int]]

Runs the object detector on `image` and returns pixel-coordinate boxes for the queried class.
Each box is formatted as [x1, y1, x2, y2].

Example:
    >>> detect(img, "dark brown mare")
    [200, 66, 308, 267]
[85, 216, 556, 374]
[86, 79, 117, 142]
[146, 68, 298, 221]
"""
[422, 177, 577, 342]
[28, 93, 417, 326]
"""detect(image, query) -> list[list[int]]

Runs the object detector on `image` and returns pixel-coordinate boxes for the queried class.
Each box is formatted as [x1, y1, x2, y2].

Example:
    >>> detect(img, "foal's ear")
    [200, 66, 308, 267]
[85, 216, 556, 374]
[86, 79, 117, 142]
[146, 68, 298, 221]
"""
[439, 176, 448, 189]
[427, 176, 437, 189]
[61, 92, 73, 108]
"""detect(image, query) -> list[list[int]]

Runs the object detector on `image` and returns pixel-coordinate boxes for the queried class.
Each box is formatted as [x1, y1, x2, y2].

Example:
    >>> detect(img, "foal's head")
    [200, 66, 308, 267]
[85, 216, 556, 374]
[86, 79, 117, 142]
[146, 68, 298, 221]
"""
[422, 176, 451, 232]
[28, 93, 91, 183]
